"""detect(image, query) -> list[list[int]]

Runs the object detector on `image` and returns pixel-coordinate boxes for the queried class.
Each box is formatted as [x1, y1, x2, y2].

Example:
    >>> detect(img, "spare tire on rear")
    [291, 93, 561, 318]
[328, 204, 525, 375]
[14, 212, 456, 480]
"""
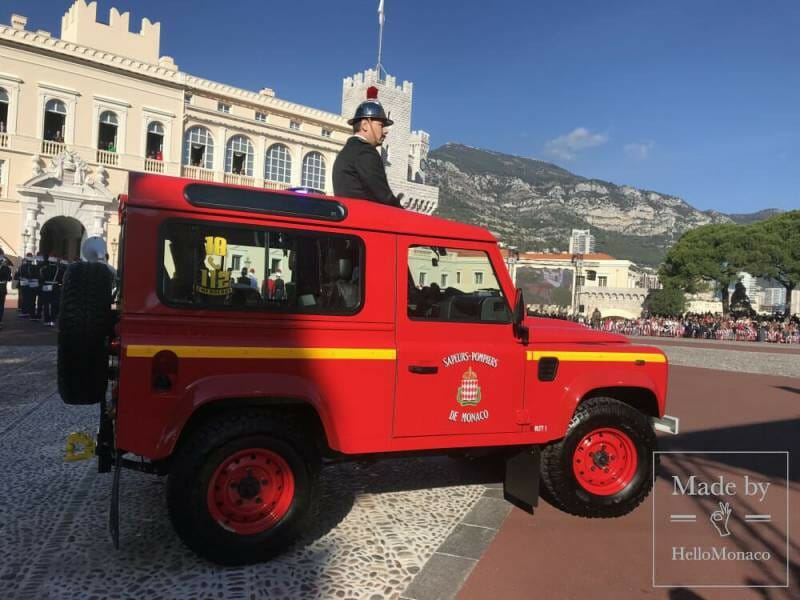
[58, 262, 113, 405]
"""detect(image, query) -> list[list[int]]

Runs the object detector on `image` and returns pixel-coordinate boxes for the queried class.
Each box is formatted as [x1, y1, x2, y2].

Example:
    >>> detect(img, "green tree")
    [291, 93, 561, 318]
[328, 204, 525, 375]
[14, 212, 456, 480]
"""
[642, 285, 686, 316]
[743, 211, 800, 318]
[659, 223, 746, 315]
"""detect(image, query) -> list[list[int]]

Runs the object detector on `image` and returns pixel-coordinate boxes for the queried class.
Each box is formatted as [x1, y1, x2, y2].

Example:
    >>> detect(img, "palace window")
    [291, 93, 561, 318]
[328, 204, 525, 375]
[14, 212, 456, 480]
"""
[43, 99, 67, 142]
[97, 111, 118, 151]
[598, 276, 608, 288]
[255, 111, 267, 123]
[474, 271, 484, 285]
[0, 88, 8, 133]
[321, 128, 332, 138]
[301, 151, 326, 191]
[264, 143, 292, 183]
[217, 102, 231, 114]
[441, 273, 449, 287]
[289, 120, 300, 131]
[146, 121, 164, 160]
[225, 134, 255, 176]
[184, 93, 193, 105]
[183, 126, 215, 169]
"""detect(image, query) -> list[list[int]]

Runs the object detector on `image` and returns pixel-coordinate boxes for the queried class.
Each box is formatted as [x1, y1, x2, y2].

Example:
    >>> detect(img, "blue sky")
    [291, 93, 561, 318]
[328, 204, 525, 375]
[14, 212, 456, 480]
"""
[7, 0, 799, 214]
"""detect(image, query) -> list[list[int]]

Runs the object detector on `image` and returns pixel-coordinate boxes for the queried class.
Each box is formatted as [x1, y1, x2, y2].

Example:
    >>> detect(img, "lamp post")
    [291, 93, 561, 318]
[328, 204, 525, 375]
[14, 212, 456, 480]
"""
[21, 228, 30, 256]
[506, 245, 518, 284]
[571, 253, 584, 317]
[110, 238, 118, 266]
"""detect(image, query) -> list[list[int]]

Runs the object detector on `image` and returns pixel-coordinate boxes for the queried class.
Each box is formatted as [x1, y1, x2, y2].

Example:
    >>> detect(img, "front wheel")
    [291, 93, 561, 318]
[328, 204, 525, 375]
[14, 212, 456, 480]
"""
[540, 397, 656, 518]
[166, 411, 320, 565]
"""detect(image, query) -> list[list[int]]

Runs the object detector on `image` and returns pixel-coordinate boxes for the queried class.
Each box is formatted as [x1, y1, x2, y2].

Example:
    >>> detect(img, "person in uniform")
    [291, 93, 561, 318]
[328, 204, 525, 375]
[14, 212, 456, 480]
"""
[17, 253, 33, 318]
[333, 87, 403, 208]
[0, 253, 12, 330]
[53, 257, 68, 323]
[29, 255, 43, 321]
[40, 255, 59, 327]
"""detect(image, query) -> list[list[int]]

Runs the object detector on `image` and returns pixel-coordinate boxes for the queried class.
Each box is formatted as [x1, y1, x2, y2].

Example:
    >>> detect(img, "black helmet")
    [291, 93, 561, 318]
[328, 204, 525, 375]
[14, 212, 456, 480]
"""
[347, 100, 393, 126]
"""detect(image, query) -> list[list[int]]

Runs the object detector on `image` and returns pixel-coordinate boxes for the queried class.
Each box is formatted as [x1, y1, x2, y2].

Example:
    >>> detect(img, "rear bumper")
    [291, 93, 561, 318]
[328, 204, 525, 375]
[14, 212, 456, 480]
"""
[651, 414, 679, 435]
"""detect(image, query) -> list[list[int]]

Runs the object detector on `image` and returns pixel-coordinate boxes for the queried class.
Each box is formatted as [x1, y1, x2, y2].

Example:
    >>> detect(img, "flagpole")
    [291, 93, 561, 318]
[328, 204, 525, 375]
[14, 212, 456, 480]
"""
[376, 0, 385, 79]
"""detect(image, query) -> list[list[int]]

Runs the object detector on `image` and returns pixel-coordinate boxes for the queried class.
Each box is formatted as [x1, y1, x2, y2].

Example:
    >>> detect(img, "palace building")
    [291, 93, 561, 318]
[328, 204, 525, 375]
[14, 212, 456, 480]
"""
[0, 1, 438, 263]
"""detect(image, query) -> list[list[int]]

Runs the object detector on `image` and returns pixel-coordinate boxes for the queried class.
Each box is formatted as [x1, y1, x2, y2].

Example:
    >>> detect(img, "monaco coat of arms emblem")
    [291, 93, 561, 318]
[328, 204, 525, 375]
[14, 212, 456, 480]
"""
[456, 367, 481, 407]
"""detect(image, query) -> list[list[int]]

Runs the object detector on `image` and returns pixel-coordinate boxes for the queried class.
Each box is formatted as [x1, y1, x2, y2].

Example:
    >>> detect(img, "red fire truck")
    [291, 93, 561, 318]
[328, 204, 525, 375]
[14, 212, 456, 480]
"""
[58, 173, 677, 565]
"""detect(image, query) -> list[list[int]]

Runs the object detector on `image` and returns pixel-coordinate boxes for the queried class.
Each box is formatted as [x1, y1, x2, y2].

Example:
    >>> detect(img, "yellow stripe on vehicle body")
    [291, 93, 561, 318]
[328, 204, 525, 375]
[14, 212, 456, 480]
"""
[126, 345, 397, 360]
[526, 351, 666, 363]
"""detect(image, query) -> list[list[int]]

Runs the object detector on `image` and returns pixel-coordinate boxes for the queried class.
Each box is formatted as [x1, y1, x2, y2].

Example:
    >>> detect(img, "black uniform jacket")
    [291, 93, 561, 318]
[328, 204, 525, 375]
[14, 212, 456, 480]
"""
[332, 136, 401, 207]
[0, 263, 11, 295]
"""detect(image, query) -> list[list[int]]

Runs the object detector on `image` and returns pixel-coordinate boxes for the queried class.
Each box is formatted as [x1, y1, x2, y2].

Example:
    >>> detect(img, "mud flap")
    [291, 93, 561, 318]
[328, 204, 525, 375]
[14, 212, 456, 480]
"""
[504, 445, 541, 514]
[109, 451, 121, 549]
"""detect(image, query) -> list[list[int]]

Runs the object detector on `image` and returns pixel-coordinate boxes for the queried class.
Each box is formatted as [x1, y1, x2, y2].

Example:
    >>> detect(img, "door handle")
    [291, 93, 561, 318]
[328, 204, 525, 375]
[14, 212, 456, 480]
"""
[409, 365, 438, 375]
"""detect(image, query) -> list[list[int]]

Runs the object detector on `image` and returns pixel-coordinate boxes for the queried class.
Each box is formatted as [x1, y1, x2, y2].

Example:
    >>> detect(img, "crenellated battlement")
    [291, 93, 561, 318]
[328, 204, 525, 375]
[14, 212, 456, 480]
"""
[60, 0, 161, 65]
[343, 69, 412, 95]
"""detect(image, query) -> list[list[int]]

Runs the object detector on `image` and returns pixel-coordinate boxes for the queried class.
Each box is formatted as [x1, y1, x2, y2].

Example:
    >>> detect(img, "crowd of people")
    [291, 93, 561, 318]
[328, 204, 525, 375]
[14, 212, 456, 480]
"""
[595, 314, 800, 344]
[527, 307, 800, 344]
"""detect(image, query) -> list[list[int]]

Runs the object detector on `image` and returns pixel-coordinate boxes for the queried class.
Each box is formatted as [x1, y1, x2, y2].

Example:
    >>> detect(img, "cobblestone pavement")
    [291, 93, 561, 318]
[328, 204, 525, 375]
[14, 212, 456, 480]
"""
[0, 340, 796, 599]
[0, 346, 494, 600]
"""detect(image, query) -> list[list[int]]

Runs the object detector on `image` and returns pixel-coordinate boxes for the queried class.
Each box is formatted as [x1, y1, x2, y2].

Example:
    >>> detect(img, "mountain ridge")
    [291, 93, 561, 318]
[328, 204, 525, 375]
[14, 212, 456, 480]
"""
[426, 143, 781, 266]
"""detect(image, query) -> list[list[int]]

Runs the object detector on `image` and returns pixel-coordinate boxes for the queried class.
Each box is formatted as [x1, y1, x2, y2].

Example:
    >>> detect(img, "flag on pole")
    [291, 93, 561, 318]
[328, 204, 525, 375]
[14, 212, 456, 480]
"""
[378, 0, 385, 26]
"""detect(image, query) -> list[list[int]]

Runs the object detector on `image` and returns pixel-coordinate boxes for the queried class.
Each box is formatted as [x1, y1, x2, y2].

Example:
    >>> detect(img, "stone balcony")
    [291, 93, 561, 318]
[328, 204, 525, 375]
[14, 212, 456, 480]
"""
[96, 149, 119, 166]
[144, 158, 164, 173]
[41, 139, 67, 156]
[223, 172, 255, 187]
[181, 165, 214, 181]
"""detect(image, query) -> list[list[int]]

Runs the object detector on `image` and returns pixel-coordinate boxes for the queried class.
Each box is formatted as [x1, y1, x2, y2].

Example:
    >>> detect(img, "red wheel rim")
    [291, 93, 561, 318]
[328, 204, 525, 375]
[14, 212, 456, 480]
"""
[572, 427, 637, 496]
[207, 448, 295, 535]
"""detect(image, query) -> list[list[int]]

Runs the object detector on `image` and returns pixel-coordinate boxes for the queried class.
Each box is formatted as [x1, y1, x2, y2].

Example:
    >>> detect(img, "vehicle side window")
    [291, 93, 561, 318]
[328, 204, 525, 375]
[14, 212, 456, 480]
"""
[407, 245, 511, 323]
[160, 221, 363, 314]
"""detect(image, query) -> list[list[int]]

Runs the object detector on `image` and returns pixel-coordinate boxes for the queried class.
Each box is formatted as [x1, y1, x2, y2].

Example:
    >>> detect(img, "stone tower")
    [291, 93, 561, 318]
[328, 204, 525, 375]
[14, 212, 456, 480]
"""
[342, 69, 438, 215]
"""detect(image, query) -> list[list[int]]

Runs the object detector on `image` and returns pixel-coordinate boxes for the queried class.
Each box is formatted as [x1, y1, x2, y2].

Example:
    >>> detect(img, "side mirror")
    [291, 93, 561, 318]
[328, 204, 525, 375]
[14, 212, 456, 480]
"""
[512, 288, 529, 345]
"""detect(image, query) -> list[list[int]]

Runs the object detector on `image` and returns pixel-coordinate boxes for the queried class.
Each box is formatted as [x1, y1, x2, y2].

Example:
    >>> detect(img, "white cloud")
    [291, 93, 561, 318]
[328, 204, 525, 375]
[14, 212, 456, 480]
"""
[544, 127, 608, 160]
[624, 141, 655, 160]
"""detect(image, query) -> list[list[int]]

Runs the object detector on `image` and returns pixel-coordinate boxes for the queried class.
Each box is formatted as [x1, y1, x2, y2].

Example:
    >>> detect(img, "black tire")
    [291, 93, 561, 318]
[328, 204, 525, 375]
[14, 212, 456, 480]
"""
[57, 262, 113, 405]
[540, 397, 657, 518]
[166, 410, 320, 565]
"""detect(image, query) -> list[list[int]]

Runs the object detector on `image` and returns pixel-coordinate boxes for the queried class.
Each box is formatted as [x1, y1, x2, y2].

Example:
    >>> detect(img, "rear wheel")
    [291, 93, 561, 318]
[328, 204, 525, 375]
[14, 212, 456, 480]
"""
[540, 397, 656, 518]
[166, 411, 320, 565]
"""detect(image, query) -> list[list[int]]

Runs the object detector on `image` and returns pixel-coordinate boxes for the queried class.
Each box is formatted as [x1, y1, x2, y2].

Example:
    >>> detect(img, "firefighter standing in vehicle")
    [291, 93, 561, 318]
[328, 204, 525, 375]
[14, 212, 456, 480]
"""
[333, 87, 403, 207]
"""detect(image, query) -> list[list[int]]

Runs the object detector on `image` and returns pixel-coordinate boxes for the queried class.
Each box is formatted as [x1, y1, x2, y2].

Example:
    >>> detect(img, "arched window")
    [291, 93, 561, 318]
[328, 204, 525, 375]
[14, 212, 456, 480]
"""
[264, 143, 292, 183]
[98, 110, 118, 151]
[45, 99, 67, 114]
[43, 99, 67, 142]
[146, 121, 164, 159]
[301, 151, 326, 191]
[0, 88, 8, 133]
[225, 134, 254, 176]
[183, 126, 214, 169]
